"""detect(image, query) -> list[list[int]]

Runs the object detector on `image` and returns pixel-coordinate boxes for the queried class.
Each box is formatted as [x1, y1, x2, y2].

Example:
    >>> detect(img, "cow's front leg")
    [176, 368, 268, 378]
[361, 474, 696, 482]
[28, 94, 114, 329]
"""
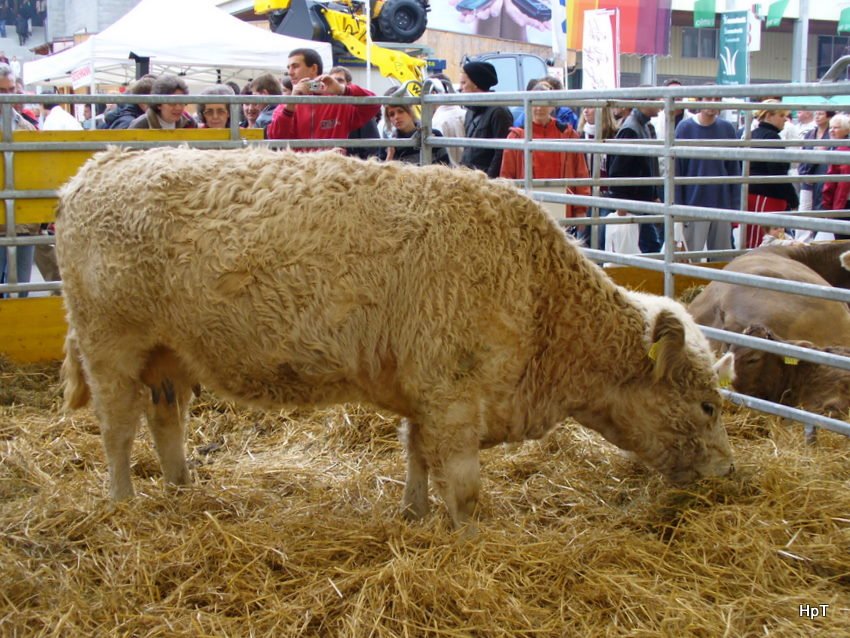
[399, 418, 430, 520]
[437, 447, 481, 531]
[422, 404, 482, 530]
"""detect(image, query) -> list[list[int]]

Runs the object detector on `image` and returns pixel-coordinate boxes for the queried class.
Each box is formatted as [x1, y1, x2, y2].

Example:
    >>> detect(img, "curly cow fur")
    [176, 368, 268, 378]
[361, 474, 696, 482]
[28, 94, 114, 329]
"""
[57, 147, 733, 528]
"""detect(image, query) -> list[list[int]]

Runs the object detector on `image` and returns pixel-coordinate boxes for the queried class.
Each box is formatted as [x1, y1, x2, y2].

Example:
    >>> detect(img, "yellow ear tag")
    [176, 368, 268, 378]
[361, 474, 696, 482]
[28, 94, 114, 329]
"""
[648, 341, 660, 361]
[719, 377, 732, 388]
[784, 356, 799, 365]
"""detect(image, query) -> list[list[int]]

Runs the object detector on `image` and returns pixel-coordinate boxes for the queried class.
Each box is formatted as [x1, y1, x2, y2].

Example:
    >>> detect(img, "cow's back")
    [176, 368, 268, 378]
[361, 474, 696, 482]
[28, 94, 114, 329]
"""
[688, 251, 850, 347]
[759, 241, 850, 289]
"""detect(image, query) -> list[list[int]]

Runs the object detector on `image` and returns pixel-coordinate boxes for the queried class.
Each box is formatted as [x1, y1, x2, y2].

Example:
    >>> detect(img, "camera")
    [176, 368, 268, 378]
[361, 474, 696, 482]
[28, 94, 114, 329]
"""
[308, 79, 324, 93]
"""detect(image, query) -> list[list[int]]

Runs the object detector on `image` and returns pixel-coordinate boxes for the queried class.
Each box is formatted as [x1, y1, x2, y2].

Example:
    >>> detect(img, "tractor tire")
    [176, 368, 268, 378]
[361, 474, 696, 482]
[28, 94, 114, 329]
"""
[268, 10, 286, 34]
[375, 0, 428, 43]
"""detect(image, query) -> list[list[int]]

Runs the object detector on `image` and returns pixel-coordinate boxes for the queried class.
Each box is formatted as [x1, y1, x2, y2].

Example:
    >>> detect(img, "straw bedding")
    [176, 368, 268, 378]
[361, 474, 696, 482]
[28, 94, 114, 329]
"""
[1, 357, 849, 637]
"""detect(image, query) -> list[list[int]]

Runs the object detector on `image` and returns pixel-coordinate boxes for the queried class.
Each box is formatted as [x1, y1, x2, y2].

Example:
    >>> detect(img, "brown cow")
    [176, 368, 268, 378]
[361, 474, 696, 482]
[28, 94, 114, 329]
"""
[688, 244, 850, 348]
[731, 325, 850, 420]
[57, 147, 734, 529]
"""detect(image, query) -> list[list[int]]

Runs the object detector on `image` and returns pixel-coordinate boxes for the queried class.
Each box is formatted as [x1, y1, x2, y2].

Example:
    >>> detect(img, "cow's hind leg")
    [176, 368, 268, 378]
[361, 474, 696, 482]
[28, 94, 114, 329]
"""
[141, 347, 195, 487]
[420, 403, 482, 530]
[88, 370, 146, 500]
[399, 418, 430, 520]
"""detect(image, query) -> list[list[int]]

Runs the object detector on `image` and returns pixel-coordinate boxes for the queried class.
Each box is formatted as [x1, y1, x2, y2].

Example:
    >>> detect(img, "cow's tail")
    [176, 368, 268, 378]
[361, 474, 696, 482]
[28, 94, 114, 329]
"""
[61, 328, 90, 410]
[841, 250, 850, 272]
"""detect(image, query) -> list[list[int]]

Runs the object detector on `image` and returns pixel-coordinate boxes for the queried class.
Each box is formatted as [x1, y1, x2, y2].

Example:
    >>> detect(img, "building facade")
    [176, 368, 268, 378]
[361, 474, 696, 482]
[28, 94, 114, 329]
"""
[45, 0, 140, 42]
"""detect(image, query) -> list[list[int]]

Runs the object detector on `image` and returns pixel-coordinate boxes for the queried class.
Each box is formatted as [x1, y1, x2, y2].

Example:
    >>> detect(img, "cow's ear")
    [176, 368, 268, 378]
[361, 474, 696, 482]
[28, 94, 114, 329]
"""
[745, 324, 774, 341]
[713, 352, 735, 388]
[821, 400, 847, 419]
[649, 310, 687, 383]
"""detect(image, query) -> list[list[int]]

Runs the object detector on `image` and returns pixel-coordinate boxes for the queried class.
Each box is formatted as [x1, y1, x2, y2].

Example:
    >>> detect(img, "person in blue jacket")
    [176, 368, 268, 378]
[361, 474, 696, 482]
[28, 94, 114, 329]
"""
[674, 96, 741, 258]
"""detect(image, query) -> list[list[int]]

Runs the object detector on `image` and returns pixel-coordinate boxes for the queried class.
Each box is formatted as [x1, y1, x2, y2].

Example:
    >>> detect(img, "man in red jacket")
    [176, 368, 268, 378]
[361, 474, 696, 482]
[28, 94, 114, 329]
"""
[265, 47, 380, 150]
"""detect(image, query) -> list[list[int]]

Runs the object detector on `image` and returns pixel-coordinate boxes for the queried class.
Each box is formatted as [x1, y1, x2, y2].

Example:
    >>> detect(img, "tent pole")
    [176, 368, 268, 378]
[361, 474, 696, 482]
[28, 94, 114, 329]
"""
[131, 54, 150, 80]
[365, 0, 372, 91]
[88, 64, 96, 129]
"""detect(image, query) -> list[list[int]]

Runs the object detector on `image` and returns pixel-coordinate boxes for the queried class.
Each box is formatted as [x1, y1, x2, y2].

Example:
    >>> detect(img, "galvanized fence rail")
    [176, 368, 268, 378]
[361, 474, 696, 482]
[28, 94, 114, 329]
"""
[1, 83, 849, 437]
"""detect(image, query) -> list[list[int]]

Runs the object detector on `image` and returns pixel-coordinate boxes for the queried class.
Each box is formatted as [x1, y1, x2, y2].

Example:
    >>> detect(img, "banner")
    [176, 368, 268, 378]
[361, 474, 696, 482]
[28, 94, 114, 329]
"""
[765, 0, 789, 29]
[717, 11, 749, 86]
[582, 9, 618, 90]
[428, 0, 552, 46]
[693, 0, 716, 29]
[567, 0, 671, 55]
[567, 0, 597, 49]
[71, 64, 93, 91]
[553, 0, 567, 59]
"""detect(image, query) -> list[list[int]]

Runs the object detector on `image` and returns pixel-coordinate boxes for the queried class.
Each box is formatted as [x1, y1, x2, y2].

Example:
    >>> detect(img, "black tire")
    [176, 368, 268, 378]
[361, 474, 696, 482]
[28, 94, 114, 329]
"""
[268, 10, 286, 34]
[376, 0, 428, 43]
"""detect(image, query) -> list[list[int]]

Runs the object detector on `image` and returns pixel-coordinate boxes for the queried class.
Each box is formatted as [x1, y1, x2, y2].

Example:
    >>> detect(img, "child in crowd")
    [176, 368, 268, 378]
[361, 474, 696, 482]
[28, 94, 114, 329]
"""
[603, 209, 640, 267]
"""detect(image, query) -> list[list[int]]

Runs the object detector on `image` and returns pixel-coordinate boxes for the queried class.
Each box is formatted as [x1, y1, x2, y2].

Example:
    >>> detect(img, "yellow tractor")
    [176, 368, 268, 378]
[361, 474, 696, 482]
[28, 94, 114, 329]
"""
[254, 0, 429, 90]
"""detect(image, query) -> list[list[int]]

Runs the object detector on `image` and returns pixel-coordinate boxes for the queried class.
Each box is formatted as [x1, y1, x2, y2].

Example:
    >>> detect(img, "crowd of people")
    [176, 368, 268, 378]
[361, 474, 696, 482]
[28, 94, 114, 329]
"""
[1, 48, 849, 296]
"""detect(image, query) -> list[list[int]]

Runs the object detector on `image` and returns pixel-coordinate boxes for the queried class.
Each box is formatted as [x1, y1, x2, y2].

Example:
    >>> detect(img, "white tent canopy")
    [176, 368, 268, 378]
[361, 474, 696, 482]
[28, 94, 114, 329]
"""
[23, 0, 333, 88]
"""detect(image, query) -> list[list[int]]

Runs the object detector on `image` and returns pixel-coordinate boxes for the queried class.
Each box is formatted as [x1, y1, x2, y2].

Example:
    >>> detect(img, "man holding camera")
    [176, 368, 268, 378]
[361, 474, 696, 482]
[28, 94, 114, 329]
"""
[265, 47, 380, 149]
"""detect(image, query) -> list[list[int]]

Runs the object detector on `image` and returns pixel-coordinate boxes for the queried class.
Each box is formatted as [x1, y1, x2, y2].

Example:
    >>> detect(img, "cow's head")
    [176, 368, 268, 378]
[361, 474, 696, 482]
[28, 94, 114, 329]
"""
[598, 300, 734, 484]
[729, 325, 790, 402]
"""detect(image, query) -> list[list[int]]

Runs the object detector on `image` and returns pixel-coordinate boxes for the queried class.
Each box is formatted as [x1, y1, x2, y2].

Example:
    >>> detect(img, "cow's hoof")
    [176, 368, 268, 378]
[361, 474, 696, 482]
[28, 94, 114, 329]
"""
[400, 500, 429, 521]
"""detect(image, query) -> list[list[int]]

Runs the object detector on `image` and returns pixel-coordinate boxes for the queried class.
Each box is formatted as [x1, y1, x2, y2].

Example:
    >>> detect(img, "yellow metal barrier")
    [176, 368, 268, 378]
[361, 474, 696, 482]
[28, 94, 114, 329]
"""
[5, 129, 264, 225]
[0, 296, 65, 362]
[1, 128, 264, 363]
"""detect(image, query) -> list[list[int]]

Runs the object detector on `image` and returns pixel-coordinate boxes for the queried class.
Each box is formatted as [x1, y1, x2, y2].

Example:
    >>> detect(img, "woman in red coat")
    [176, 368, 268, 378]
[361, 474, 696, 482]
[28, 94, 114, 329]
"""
[820, 113, 850, 240]
[500, 80, 590, 232]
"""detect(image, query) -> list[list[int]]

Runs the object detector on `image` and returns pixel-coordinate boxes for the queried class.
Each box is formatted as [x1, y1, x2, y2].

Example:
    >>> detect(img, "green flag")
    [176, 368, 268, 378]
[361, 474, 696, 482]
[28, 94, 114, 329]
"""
[694, 0, 716, 29]
[839, 7, 850, 34]
[765, 0, 789, 29]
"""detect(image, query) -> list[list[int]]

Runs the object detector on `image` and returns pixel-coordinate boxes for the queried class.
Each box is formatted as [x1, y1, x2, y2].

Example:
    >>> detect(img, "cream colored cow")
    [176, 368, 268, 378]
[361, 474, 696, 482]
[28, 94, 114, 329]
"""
[58, 147, 733, 528]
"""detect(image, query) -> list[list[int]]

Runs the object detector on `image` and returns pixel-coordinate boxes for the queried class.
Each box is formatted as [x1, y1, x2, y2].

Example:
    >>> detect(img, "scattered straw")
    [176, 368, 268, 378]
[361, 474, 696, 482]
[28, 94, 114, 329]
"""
[677, 285, 705, 306]
[0, 357, 61, 410]
[1, 359, 848, 636]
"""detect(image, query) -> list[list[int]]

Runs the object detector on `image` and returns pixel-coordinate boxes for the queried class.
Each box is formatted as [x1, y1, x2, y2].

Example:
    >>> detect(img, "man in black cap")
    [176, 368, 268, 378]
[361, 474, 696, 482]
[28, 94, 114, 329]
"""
[459, 60, 512, 178]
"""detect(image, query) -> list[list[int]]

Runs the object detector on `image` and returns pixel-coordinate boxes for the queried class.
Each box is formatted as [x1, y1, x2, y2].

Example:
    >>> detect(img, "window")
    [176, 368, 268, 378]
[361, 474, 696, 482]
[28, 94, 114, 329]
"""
[486, 57, 521, 92]
[817, 35, 850, 79]
[682, 27, 718, 59]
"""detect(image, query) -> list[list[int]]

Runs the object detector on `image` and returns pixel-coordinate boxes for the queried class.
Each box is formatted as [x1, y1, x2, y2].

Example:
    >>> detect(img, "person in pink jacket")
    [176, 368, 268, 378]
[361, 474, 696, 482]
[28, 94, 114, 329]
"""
[820, 113, 850, 240]
[265, 47, 380, 151]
